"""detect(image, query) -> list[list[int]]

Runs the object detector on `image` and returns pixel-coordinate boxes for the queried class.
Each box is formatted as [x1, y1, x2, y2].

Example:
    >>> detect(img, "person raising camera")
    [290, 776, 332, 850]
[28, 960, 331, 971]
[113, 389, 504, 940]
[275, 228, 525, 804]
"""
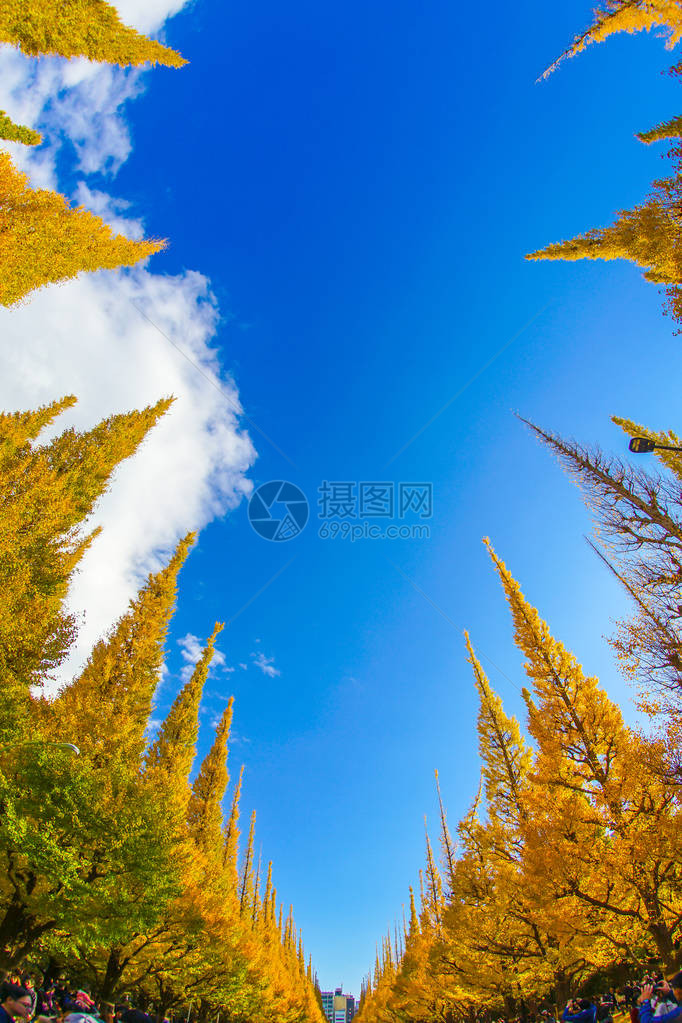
[638, 973, 682, 1023]
[563, 998, 597, 1023]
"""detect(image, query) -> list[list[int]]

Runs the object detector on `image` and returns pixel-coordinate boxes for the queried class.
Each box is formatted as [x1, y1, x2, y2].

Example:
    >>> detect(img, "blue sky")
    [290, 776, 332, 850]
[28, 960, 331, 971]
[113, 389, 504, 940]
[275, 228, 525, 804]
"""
[130, 0, 682, 994]
[9, 0, 682, 998]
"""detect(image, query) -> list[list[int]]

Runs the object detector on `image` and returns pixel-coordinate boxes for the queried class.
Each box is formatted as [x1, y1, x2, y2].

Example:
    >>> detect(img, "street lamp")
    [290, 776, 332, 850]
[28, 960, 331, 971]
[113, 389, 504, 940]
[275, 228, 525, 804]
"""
[629, 437, 682, 454]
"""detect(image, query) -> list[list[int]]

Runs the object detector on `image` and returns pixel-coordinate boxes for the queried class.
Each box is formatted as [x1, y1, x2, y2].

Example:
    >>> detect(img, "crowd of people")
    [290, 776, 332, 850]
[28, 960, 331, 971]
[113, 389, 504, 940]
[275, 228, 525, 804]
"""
[560, 973, 682, 1023]
[2, 970, 682, 1023]
[0, 979, 165, 1023]
[485, 971, 682, 1023]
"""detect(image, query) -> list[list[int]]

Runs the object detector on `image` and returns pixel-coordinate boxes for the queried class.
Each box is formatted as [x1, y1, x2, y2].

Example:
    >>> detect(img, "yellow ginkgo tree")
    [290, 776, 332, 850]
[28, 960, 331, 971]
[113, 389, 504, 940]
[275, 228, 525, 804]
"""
[0, 152, 165, 305]
[541, 0, 682, 79]
[0, 0, 186, 67]
[0, 395, 325, 1023]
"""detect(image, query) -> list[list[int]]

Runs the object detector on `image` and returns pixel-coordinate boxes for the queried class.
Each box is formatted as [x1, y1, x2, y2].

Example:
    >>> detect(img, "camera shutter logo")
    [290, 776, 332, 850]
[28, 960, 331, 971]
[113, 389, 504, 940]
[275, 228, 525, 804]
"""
[248, 481, 309, 541]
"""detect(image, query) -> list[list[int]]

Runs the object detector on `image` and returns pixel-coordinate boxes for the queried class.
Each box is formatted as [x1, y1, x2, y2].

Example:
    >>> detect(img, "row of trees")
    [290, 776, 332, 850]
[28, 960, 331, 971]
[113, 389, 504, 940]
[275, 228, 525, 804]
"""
[0, 396, 325, 1023]
[0, 1, 185, 306]
[357, 415, 682, 1022]
[1, 5, 327, 1019]
[357, 7, 682, 1020]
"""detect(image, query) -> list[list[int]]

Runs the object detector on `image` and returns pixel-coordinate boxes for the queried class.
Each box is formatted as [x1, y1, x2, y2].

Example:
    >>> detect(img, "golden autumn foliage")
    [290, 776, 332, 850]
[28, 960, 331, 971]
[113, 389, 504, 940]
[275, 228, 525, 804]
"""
[0, 152, 165, 306]
[359, 414, 682, 1023]
[0, 0, 185, 307]
[49, 537, 193, 765]
[187, 696, 234, 858]
[0, 109, 41, 145]
[637, 113, 682, 144]
[145, 623, 223, 795]
[0, 0, 186, 67]
[487, 540, 682, 969]
[0, 396, 325, 1023]
[526, 194, 682, 301]
[0, 396, 179, 967]
[541, 0, 682, 79]
[530, 4, 682, 327]
[0, 393, 172, 731]
[526, 113, 682, 323]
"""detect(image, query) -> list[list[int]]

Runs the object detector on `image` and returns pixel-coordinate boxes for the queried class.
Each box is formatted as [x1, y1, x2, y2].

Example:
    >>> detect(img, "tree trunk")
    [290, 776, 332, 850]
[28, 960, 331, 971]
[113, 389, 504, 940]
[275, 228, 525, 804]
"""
[649, 921, 681, 973]
[42, 957, 62, 988]
[101, 947, 125, 1000]
[0, 893, 55, 970]
[554, 969, 572, 1014]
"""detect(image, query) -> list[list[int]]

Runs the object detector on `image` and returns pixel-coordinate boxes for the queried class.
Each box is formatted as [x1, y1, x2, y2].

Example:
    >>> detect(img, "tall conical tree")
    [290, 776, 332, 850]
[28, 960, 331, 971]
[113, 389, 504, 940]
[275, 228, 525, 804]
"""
[465, 633, 598, 1004]
[485, 538, 632, 805]
[239, 809, 257, 917]
[466, 632, 531, 831]
[0, 152, 166, 307]
[485, 538, 682, 969]
[187, 692, 232, 856]
[0, 1, 186, 67]
[423, 826, 443, 932]
[0, 400, 186, 968]
[251, 848, 262, 928]
[435, 770, 457, 899]
[223, 764, 244, 885]
[146, 623, 223, 796]
[262, 861, 273, 930]
[79, 633, 228, 999]
[0, 394, 172, 736]
[51, 536, 194, 763]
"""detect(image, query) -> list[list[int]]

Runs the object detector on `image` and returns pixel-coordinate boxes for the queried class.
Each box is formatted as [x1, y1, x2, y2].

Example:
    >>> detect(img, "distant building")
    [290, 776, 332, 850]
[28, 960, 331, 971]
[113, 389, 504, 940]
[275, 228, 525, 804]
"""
[321, 991, 334, 1022]
[320, 988, 357, 1023]
[334, 991, 346, 1023]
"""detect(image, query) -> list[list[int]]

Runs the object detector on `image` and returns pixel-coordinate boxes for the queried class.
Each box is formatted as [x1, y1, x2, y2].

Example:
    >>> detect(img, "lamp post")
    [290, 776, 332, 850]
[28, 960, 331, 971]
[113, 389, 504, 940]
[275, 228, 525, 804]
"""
[629, 437, 682, 454]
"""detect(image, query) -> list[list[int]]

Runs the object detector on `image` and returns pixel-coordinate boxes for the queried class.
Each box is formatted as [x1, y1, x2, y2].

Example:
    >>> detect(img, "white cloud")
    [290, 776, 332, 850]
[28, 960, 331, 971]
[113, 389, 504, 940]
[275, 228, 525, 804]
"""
[0, 0, 257, 692]
[178, 633, 207, 665]
[251, 652, 281, 679]
[178, 631, 227, 682]
[111, 0, 193, 35]
[48, 62, 145, 177]
[0, 49, 146, 186]
[0, 1, 250, 695]
[0, 0, 192, 188]
[0, 266, 256, 689]
[228, 731, 251, 746]
[72, 182, 145, 239]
